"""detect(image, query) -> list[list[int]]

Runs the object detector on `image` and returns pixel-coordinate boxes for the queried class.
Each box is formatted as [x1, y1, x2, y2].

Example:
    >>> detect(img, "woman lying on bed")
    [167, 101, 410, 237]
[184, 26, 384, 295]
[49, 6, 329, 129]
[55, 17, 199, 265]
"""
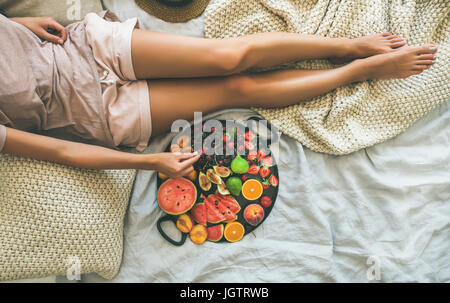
[0, 11, 438, 178]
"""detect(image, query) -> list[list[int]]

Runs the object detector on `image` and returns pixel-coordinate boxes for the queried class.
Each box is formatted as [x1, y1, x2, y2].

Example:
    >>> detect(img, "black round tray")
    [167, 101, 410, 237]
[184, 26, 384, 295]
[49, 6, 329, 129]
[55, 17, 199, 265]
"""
[157, 118, 279, 245]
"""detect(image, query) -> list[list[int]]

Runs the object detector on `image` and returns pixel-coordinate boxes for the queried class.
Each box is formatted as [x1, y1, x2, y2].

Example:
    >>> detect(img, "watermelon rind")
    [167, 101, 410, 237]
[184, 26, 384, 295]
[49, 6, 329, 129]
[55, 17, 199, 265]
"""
[191, 202, 207, 226]
[157, 178, 197, 215]
[207, 224, 224, 242]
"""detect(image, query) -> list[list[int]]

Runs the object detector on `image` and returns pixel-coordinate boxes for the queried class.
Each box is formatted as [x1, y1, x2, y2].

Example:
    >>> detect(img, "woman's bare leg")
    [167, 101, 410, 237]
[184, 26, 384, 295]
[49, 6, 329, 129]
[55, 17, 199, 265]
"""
[149, 45, 436, 136]
[132, 29, 408, 79]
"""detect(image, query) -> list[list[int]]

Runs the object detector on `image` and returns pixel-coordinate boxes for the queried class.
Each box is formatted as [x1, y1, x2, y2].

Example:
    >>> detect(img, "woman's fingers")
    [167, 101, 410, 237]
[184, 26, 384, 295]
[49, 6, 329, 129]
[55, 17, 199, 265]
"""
[47, 19, 67, 41]
[178, 154, 201, 168]
[42, 18, 67, 44]
[39, 29, 64, 44]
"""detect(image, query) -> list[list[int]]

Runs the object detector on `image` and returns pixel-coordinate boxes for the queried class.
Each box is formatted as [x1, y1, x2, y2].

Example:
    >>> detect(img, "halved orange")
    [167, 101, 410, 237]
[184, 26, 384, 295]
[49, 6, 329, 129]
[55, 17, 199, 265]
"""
[224, 222, 245, 242]
[241, 179, 263, 200]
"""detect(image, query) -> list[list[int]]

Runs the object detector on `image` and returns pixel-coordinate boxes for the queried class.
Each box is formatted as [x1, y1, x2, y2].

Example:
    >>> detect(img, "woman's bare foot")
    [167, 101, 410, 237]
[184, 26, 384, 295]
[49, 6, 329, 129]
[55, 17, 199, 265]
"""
[330, 32, 407, 64]
[348, 44, 437, 81]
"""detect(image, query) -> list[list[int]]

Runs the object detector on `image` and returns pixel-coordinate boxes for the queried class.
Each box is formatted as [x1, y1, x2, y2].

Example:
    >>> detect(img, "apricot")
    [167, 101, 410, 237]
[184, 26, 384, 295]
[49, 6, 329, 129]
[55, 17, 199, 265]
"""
[185, 170, 197, 182]
[176, 214, 194, 233]
[170, 144, 181, 153]
[158, 172, 169, 180]
[177, 135, 191, 148]
[189, 224, 207, 245]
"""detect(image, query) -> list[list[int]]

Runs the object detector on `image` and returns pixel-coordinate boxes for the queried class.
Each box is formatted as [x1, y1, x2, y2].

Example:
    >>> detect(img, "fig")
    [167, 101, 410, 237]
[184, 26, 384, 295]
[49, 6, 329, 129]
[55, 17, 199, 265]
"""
[198, 171, 212, 191]
[213, 166, 231, 177]
[206, 168, 222, 185]
[217, 183, 231, 195]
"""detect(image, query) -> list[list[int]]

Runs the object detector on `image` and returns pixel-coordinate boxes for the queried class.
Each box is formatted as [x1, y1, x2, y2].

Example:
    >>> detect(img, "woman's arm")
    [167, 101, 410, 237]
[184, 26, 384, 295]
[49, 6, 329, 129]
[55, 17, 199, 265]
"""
[1, 127, 199, 178]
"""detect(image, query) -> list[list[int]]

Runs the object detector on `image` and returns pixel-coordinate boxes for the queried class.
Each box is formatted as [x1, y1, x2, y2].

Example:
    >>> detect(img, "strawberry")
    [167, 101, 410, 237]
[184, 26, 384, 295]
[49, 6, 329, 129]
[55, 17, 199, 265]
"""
[260, 196, 272, 208]
[241, 175, 248, 182]
[269, 174, 278, 187]
[257, 149, 266, 161]
[245, 131, 255, 141]
[226, 141, 235, 150]
[245, 140, 255, 151]
[261, 156, 273, 166]
[263, 184, 270, 190]
[248, 164, 260, 175]
[259, 166, 270, 178]
[247, 150, 258, 161]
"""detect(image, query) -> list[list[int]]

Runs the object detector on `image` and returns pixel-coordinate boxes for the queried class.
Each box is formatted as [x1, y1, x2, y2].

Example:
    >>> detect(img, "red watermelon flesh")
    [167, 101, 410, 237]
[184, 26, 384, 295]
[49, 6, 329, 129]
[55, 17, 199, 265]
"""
[191, 203, 207, 226]
[217, 201, 237, 222]
[216, 193, 241, 214]
[207, 224, 224, 242]
[157, 178, 197, 215]
[205, 199, 226, 224]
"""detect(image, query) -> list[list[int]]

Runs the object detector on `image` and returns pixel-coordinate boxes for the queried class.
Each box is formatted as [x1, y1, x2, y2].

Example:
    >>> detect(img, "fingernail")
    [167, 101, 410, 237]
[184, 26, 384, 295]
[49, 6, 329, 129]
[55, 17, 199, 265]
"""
[58, 39, 63, 44]
[430, 47, 436, 52]
[192, 151, 199, 155]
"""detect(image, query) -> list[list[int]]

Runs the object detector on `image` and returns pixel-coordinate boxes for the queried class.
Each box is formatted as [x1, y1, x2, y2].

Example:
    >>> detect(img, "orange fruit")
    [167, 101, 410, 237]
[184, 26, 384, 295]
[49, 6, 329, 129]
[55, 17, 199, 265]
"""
[241, 179, 263, 200]
[224, 222, 245, 242]
[186, 170, 197, 182]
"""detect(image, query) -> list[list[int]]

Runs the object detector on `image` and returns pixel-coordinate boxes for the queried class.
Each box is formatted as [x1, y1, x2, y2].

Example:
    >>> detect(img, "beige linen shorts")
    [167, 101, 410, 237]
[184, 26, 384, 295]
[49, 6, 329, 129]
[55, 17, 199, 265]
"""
[84, 12, 151, 152]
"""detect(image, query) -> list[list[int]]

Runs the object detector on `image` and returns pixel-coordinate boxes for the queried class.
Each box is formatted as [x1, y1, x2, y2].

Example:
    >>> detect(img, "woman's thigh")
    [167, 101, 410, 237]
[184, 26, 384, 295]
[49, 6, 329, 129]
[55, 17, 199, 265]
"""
[131, 29, 245, 79]
[148, 76, 239, 137]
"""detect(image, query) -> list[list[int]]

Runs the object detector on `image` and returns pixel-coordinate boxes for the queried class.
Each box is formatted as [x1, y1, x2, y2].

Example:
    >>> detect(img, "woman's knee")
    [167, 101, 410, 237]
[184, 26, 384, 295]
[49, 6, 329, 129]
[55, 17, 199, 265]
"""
[224, 74, 258, 106]
[210, 40, 250, 75]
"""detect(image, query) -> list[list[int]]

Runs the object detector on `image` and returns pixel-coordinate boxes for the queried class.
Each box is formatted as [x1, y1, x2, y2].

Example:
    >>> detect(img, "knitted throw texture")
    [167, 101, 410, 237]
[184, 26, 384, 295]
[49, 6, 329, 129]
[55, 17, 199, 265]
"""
[0, 155, 136, 281]
[204, 0, 450, 154]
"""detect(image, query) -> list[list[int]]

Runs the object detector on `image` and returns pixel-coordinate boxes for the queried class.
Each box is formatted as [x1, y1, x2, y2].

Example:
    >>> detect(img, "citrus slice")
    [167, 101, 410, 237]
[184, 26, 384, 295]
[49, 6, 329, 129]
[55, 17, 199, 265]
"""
[224, 222, 245, 242]
[241, 179, 263, 200]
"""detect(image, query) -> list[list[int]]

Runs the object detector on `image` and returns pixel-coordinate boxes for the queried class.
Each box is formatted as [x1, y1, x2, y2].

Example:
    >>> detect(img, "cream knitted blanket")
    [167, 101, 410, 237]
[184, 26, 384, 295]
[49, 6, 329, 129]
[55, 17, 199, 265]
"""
[204, 0, 450, 155]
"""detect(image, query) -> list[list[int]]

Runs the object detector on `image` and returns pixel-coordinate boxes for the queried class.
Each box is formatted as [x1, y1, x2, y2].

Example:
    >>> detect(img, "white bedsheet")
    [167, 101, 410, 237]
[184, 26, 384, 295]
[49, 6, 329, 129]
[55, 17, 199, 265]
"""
[79, 0, 450, 283]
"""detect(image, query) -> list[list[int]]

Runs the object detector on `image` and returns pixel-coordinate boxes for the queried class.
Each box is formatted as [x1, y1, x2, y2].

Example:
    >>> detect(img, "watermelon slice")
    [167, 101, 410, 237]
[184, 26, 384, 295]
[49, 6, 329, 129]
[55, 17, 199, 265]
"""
[191, 202, 207, 226]
[216, 193, 241, 214]
[207, 224, 224, 242]
[157, 178, 197, 215]
[217, 201, 237, 222]
[205, 199, 226, 224]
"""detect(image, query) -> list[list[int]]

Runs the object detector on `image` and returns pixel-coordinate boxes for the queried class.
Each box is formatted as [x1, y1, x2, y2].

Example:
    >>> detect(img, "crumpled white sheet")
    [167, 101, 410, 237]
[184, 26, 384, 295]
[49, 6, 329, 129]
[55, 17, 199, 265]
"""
[80, 0, 450, 282]
[82, 102, 450, 283]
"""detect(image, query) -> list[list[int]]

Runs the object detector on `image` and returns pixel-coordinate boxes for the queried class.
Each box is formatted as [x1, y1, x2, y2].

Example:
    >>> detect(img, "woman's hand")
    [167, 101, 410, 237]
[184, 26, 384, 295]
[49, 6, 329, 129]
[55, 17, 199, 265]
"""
[10, 17, 67, 44]
[150, 152, 200, 179]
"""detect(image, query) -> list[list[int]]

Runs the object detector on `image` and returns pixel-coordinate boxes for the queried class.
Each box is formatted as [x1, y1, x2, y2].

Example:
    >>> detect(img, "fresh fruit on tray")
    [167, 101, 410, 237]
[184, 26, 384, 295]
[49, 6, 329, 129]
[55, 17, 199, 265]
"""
[156, 119, 279, 246]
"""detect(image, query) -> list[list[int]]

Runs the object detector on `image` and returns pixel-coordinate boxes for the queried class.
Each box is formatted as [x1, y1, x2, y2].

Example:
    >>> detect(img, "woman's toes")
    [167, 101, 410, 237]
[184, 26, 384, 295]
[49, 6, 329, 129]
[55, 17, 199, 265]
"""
[417, 53, 435, 60]
[413, 64, 429, 70]
[418, 60, 434, 66]
[391, 41, 406, 48]
[416, 44, 438, 54]
[381, 32, 392, 37]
